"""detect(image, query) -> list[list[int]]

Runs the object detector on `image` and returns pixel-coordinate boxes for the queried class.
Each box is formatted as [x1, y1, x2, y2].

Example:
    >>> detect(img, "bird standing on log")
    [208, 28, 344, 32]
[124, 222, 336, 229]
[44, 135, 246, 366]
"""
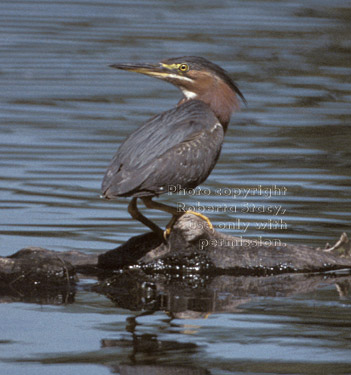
[101, 56, 246, 239]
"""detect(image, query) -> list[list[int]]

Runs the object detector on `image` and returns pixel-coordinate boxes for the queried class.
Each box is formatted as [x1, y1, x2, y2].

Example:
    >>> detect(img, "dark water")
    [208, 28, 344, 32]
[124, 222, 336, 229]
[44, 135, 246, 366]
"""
[1, 0, 351, 374]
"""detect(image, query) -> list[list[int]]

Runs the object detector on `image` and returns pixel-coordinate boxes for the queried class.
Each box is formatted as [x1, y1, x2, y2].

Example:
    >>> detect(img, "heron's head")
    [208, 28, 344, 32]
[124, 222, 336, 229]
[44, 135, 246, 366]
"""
[110, 56, 246, 129]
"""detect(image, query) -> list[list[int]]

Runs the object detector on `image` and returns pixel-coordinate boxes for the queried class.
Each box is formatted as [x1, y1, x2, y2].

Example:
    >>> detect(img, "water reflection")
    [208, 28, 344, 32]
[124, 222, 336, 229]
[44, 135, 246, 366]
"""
[98, 271, 351, 374]
[94, 270, 351, 316]
[6, 270, 350, 374]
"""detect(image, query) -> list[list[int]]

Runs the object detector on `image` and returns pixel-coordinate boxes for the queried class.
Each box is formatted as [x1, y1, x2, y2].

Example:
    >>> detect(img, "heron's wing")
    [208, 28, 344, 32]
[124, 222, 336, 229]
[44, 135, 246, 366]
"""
[136, 122, 224, 196]
[102, 100, 222, 197]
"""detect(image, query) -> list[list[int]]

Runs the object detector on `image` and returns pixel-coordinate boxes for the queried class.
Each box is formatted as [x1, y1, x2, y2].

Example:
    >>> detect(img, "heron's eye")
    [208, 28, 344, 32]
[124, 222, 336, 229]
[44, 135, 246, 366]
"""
[179, 64, 189, 72]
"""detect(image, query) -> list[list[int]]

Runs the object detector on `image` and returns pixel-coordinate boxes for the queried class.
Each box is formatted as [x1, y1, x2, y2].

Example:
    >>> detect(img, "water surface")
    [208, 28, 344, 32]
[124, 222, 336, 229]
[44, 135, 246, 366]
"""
[1, 0, 351, 374]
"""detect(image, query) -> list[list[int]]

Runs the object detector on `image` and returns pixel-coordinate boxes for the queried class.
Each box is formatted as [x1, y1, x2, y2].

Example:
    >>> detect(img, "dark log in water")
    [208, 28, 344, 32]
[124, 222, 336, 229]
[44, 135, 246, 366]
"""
[1, 214, 350, 297]
[99, 213, 351, 275]
[0, 247, 78, 303]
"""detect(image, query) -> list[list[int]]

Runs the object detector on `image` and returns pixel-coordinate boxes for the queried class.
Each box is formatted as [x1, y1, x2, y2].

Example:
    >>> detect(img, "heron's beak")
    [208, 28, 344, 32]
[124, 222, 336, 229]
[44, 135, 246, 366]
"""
[110, 63, 172, 79]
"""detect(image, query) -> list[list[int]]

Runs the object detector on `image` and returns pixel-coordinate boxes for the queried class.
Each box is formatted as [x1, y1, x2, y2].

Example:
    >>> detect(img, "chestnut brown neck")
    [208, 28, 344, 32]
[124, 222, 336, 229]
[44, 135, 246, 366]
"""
[178, 73, 240, 132]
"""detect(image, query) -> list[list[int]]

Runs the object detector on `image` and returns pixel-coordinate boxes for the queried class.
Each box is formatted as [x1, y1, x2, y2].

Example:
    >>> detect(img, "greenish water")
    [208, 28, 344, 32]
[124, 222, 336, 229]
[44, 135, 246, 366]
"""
[1, 0, 351, 374]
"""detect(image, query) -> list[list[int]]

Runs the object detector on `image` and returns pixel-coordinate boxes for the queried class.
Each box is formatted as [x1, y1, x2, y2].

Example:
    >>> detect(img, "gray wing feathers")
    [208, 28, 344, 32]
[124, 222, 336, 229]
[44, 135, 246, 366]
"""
[102, 100, 223, 198]
[138, 124, 224, 194]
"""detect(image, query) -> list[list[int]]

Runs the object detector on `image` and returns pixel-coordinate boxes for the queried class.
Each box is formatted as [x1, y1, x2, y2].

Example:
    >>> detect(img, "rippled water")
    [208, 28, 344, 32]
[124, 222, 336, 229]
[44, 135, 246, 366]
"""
[1, 0, 351, 374]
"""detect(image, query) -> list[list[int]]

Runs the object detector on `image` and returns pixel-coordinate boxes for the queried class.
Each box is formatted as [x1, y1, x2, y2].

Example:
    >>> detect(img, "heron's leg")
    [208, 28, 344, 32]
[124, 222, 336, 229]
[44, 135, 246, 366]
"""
[142, 196, 179, 215]
[163, 215, 179, 238]
[128, 197, 164, 238]
[142, 197, 214, 238]
[142, 197, 180, 239]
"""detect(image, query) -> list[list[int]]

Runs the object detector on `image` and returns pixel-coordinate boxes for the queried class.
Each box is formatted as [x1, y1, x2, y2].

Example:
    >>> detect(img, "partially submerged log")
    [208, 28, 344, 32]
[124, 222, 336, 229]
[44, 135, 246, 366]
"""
[99, 213, 351, 275]
[1, 247, 77, 285]
[1, 214, 351, 302]
[0, 247, 78, 303]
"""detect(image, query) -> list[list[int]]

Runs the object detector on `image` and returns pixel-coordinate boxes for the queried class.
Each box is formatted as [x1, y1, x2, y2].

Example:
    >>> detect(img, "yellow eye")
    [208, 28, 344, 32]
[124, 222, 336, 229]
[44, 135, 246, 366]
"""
[179, 64, 189, 72]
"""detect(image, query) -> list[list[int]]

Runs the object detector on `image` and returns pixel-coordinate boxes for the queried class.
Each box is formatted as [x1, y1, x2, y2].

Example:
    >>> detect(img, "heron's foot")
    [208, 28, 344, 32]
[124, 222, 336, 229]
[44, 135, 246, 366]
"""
[163, 215, 179, 240]
[163, 227, 171, 240]
[185, 210, 214, 231]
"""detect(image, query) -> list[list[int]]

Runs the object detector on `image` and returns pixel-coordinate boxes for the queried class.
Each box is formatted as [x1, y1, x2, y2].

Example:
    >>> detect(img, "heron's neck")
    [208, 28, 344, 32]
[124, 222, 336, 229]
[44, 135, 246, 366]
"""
[179, 81, 240, 132]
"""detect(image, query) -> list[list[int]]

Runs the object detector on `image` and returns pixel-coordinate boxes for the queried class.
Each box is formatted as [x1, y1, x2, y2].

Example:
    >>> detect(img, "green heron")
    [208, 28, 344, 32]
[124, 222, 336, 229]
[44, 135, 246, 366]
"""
[102, 56, 246, 239]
